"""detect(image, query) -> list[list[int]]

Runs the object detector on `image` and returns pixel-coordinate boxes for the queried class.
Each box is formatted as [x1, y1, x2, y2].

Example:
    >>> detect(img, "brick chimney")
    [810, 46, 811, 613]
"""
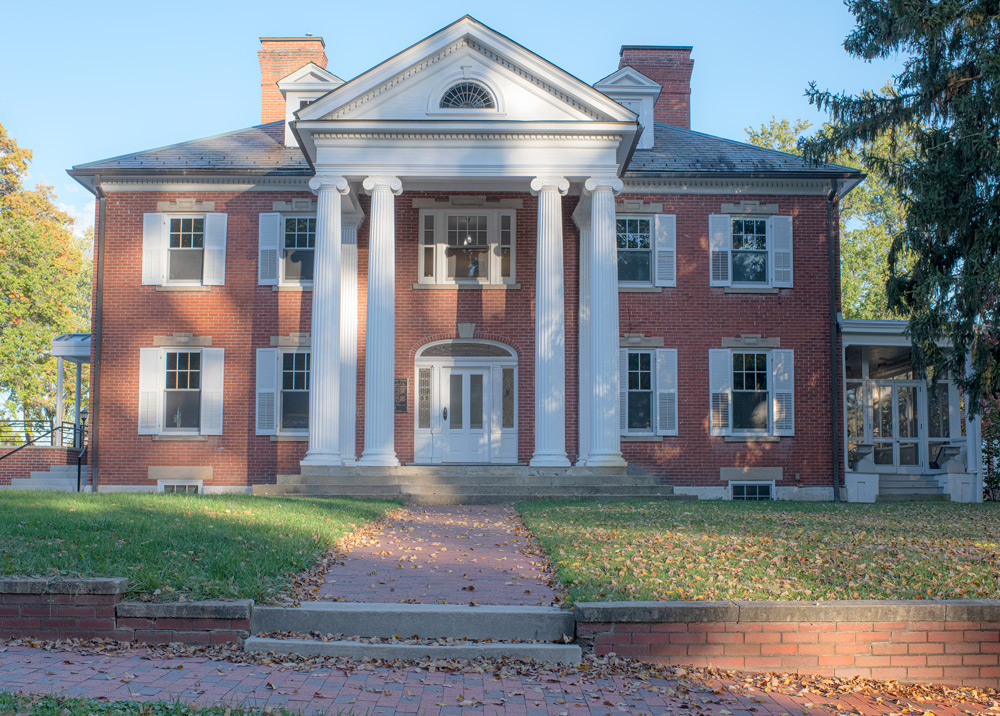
[258, 36, 328, 125]
[619, 46, 694, 129]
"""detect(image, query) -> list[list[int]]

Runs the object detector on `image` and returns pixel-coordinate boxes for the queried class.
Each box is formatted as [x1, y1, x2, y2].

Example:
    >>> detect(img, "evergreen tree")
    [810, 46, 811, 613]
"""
[802, 0, 1000, 410]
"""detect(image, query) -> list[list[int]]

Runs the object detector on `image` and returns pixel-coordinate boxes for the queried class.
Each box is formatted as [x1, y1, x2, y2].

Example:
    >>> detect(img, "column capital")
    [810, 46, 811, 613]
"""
[530, 176, 570, 196]
[584, 176, 624, 195]
[362, 176, 403, 195]
[309, 175, 350, 195]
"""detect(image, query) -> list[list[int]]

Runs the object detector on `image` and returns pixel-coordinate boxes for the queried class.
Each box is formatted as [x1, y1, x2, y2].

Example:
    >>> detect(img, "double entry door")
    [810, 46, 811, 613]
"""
[870, 381, 921, 471]
[441, 366, 490, 463]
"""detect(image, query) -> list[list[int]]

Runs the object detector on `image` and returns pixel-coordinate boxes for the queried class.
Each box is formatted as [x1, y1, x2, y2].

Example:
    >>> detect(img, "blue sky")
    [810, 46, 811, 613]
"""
[0, 0, 903, 235]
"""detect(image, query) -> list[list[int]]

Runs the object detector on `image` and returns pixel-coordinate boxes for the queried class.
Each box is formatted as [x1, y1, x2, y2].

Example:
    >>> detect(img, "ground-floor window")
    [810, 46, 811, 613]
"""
[281, 351, 310, 431]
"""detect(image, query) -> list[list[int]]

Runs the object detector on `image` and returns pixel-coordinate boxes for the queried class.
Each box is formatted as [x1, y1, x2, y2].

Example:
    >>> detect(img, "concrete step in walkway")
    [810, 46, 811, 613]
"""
[246, 603, 581, 664]
[878, 474, 947, 501]
[6, 465, 87, 492]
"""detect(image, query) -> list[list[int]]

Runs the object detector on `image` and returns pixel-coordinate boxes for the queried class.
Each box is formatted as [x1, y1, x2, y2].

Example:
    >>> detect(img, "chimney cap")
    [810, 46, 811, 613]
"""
[620, 45, 692, 54]
[260, 36, 326, 48]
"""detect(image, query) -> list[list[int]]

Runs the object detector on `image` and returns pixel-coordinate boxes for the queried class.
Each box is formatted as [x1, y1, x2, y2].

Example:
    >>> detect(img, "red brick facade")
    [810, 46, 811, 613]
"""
[258, 37, 328, 124]
[91, 186, 837, 491]
[619, 46, 694, 128]
[0, 446, 84, 486]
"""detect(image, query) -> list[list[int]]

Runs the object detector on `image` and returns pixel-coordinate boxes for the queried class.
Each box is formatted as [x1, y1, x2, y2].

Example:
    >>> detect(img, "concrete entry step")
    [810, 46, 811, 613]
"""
[244, 636, 582, 664]
[251, 602, 575, 642]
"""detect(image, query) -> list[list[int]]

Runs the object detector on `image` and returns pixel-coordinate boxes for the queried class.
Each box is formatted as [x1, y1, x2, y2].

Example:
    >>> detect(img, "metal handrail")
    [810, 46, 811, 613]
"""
[0, 425, 62, 462]
[0, 421, 85, 449]
[77, 444, 88, 492]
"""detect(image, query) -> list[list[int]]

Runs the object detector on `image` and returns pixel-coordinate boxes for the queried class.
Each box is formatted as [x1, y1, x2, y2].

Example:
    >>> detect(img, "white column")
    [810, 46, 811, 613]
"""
[530, 176, 570, 467]
[585, 177, 626, 466]
[55, 357, 64, 447]
[301, 174, 350, 467]
[359, 176, 402, 466]
[74, 365, 82, 448]
[576, 222, 591, 465]
[339, 216, 362, 463]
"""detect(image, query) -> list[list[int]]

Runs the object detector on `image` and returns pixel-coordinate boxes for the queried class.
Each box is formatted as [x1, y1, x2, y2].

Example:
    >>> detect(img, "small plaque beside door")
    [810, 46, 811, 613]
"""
[394, 378, 408, 413]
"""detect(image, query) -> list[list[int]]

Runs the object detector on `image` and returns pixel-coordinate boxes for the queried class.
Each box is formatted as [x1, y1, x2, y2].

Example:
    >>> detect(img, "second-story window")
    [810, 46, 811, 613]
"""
[168, 218, 204, 282]
[418, 209, 516, 285]
[283, 217, 316, 283]
[731, 218, 768, 284]
[616, 217, 652, 283]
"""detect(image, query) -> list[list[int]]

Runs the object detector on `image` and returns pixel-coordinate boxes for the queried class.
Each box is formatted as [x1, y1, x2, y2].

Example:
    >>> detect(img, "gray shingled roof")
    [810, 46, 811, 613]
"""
[69, 122, 309, 176]
[627, 123, 861, 177]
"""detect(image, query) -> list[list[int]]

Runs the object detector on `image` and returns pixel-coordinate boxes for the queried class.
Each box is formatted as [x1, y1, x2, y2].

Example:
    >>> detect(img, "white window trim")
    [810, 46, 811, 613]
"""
[728, 480, 775, 501]
[161, 347, 205, 436]
[730, 349, 772, 436]
[157, 479, 203, 494]
[279, 213, 317, 287]
[623, 348, 656, 436]
[164, 213, 207, 287]
[729, 215, 770, 289]
[417, 209, 516, 286]
[278, 347, 310, 436]
[616, 214, 654, 288]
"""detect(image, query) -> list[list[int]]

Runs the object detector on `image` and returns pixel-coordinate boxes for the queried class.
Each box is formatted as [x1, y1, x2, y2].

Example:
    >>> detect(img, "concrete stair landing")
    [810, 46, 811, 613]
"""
[252, 465, 691, 504]
[245, 602, 581, 664]
[877, 473, 947, 502]
[5, 465, 86, 492]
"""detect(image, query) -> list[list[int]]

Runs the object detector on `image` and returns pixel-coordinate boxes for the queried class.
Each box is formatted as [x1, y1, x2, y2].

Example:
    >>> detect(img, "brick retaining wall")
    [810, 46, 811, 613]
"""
[0, 446, 84, 485]
[0, 578, 250, 645]
[576, 601, 1000, 688]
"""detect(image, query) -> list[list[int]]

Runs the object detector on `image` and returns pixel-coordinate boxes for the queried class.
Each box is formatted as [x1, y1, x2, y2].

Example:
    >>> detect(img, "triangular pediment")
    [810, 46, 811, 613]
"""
[297, 16, 636, 124]
[278, 62, 344, 91]
[595, 66, 662, 91]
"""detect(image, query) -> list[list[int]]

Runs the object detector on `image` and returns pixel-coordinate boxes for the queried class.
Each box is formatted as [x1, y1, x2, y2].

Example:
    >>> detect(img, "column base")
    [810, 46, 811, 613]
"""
[358, 453, 400, 467]
[585, 453, 627, 468]
[301, 451, 344, 468]
[529, 453, 571, 468]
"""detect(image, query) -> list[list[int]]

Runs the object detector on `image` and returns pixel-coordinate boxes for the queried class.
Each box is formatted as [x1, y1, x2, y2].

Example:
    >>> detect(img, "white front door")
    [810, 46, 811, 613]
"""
[441, 367, 490, 463]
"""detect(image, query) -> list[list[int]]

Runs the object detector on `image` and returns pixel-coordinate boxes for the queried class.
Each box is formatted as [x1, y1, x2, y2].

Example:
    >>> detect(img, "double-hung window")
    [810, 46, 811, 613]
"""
[137, 347, 225, 436]
[618, 348, 678, 436]
[280, 351, 310, 431]
[709, 348, 794, 437]
[142, 213, 228, 287]
[418, 209, 515, 285]
[708, 214, 793, 288]
[257, 213, 317, 286]
[282, 217, 316, 283]
[616, 214, 676, 288]
[254, 348, 311, 435]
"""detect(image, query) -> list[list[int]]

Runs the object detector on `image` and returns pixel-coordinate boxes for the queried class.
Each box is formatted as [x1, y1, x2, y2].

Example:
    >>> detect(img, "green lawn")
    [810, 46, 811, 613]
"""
[0, 693, 336, 716]
[518, 500, 1000, 604]
[0, 492, 397, 602]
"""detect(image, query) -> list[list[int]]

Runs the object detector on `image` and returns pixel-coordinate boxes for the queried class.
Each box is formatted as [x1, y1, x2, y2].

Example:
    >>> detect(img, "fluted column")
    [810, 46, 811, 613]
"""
[359, 176, 402, 466]
[585, 176, 626, 466]
[339, 215, 362, 463]
[576, 221, 591, 466]
[530, 176, 570, 467]
[302, 175, 350, 467]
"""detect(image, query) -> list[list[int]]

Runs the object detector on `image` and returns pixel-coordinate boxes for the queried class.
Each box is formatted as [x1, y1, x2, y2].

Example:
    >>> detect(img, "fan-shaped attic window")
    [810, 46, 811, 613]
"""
[440, 82, 495, 110]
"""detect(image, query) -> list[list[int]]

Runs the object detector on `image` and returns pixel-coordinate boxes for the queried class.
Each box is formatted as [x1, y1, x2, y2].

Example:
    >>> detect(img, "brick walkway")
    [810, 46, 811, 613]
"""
[314, 506, 561, 606]
[0, 645, 985, 716]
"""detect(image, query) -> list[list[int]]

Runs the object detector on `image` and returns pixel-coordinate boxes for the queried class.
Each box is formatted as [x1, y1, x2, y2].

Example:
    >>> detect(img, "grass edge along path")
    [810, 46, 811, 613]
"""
[517, 499, 1000, 604]
[0, 492, 398, 603]
[0, 692, 349, 716]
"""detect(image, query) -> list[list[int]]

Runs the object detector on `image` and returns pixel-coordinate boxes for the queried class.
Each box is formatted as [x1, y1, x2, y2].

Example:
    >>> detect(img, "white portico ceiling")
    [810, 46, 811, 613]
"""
[292, 15, 639, 180]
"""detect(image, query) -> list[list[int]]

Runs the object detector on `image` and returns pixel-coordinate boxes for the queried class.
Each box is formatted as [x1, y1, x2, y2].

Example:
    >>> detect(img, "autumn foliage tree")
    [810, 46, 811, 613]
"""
[0, 123, 91, 428]
[801, 0, 1000, 412]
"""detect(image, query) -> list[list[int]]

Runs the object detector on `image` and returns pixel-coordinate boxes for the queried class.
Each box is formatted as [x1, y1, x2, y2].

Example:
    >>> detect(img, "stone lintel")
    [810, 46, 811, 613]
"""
[721, 200, 779, 215]
[273, 199, 316, 212]
[271, 333, 311, 347]
[411, 197, 523, 209]
[722, 334, 780, 348]
[153, 333, 212, 347]
[616, 199, 663, 213]
[621, 333, 664, 347]
[148, 466, 214, 481]
[156, 199, 215, 212]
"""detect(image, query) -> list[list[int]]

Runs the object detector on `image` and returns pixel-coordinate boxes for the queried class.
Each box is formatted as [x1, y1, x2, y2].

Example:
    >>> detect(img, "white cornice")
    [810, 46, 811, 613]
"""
[313, 131, 623, 142]
[98, 176, 311, 192]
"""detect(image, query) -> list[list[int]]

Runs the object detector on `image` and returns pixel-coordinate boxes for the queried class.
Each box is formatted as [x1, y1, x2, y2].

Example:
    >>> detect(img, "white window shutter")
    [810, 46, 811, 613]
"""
[655, 348, 678, 436]
[141, 213, 166, 286]
[708, 348, 732, 436]
[256, 348, 278, 435]
[258, 213, 282, 285]
[708, 214, 731, 286]
[772, 349, 794, 436]
[137, 347, 161, 434]
[203, 213, 228, 286]
[619, 348, 629, 435]
[200, 348, 225, 435]
[769, 216, 793, 288]
[653, 214, 677, 287]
